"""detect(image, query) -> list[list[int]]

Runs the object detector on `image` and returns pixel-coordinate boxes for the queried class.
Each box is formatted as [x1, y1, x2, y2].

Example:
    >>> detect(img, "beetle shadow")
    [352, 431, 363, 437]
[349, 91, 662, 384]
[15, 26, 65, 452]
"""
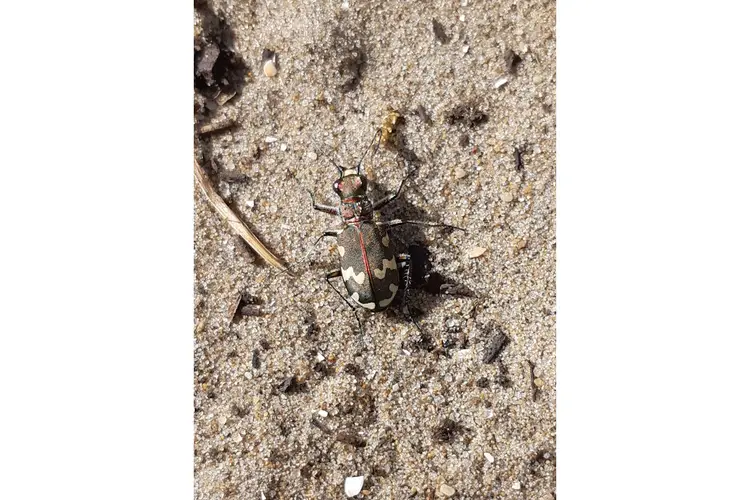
[367, 178, 475, 326]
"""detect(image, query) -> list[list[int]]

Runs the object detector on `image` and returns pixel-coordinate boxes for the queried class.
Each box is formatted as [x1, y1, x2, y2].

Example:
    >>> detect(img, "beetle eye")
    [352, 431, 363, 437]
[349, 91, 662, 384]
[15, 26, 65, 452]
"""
[333, 181, 341, 192]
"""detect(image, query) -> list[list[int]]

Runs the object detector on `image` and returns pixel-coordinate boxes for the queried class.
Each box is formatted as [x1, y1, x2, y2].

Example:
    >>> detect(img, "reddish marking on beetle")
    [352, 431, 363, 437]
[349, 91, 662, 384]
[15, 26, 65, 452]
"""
[357, 227, 373, 285]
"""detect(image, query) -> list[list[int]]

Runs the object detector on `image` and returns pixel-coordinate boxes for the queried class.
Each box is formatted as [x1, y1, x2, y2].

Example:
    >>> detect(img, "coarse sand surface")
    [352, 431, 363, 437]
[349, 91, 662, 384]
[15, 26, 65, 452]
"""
[194, 0, 555, 498]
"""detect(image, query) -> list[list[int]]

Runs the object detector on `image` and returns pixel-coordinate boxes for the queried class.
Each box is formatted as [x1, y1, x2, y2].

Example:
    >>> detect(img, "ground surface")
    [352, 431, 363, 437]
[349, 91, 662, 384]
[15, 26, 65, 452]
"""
[194, 0, 555, 498]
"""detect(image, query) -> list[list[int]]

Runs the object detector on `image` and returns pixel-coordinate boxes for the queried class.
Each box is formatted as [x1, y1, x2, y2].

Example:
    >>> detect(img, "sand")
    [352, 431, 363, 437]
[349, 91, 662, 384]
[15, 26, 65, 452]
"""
[194, 0, 555, 498]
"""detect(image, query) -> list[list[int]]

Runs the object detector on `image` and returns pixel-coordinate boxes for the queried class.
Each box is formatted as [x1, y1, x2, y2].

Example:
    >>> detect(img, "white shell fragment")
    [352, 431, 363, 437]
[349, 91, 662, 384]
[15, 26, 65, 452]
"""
[344, 476, 364, 497]
[468, 247, 487, 258]
[264, 136, 278, 143]
[318, 410, 329, 418]
[439, 484, 456, 496]
[484, 452, 495, 463]
[494, 76, 509, 89]
[263, 59, 277, 77]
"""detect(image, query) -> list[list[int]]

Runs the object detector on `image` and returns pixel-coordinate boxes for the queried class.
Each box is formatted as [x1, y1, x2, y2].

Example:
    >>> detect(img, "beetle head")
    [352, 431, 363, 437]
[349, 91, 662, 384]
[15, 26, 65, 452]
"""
[333, 170, 368, 199]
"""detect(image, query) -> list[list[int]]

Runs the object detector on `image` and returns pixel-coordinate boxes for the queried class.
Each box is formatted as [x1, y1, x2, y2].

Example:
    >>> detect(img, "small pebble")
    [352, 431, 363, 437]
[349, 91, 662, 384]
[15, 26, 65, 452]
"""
[454, 167, 467, 179]
[263, 59, 277, 78]
[468, 247, 487, 258]
[318, 410, 329, 418]
[308, 151, 318, 161]
[462, 45, 470, 55]
[540, 494, 554, 500]
[264, 136, 278, 143]
[484, 452, 495, 463]
[533, 74, 543, 84]
[316, 352, 325, 362]
[341, 1, 350, 10]
[494, 76, 509, 89]
[500, 191, 514, 203]
[439, 484, 456, 497]
[246, 199, 255, 209]
[512, 481, 521, 490]
[244, 371, 253, 380]
[344, 476, 364, 497]
[534, 377, 544, 387]
[217, 416, 227, 427]
[232, 433, 243, 443]
[459, 14, 466, 22]
[280, 143, 288, 152]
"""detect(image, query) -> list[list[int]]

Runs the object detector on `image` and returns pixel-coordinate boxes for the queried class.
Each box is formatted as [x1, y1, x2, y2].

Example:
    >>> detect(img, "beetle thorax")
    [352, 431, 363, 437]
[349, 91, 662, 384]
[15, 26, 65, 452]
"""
[340, 198, 373, 222]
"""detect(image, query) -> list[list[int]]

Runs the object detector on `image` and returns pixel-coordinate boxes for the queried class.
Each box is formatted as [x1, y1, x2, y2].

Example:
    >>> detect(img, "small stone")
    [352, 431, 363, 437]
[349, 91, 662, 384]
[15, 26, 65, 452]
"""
[459, 14, 466, 21]
[318, 410, 329, 418]
[263, 59, 277, 77]
[500, 191, 514, 203]
[494, 76, 509, 89]
[246, 199, 255, 209]
[534, 377, 544, 387]
[484, 452, 495, 463]
[439, 484, 456, 497]
[533, 74, 543, 84]
[264, 136, 278, 143]
[217, 416, 227, 427]
[341, 1, 350, 10]
[280, 143, 288, 152]
[344, 476, 364, 497]
[462, 45, 470, 55]
[316, 352, 325, 362]
[308, 151, 318, 161]
[454, 167, 467, 179]
[244, 371, 253, 380]
[468, 247, 487, 258]
[540, 494, 554, 500]
[512, 481, 521, 490]
[232, 432, 243, 443]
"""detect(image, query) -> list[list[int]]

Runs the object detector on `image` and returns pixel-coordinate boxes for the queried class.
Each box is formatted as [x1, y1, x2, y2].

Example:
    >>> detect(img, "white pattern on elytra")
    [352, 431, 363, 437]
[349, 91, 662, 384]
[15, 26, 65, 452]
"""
[342, 266, 366, 284]
[372, 257, 397, 279]
[338, 246, 345, 256]
[378, 283, 399, 308]
[350, 292, 376, 310]
[382, 234, 390, 247]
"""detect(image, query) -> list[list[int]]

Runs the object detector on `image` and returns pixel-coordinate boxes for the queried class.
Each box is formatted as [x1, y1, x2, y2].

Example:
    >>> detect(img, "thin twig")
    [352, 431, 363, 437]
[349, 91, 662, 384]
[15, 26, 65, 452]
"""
[194, 157, 293, 275]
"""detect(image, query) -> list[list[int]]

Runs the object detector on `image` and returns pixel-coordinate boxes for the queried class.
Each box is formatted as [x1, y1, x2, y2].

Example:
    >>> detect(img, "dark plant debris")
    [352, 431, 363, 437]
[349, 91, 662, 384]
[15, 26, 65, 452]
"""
[445, 104, 488, 128]
[432, 418, 463, 443]
[432, 19, 450, 44]
[483, 330, 509, 364]
[514, 146, 525, 171]
[336, 430, 367, 448]
[252, 349, 261, 369]
[475, 377, 490, 388]
[278, 376, 305, 394]
[311, 417, 332, 434]
[194, 7, 248, 100]
[506, 49, 523, 74]
[414, 104, 432, 124]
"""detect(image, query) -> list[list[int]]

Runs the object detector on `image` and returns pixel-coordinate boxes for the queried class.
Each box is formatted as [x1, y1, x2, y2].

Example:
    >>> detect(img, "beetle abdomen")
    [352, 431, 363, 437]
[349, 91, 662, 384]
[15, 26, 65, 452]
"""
[337, 222, 399, 312]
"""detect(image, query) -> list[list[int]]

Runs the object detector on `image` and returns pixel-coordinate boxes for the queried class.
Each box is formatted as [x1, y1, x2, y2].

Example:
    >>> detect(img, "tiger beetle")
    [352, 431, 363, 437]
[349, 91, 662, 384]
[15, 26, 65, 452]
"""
[308, 130, 463, 333]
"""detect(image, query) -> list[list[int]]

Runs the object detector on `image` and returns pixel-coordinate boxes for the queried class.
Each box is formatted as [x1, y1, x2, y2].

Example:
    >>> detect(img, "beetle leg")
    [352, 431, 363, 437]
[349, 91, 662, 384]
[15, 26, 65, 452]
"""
[378, 218, 466, 232]
[396, 254, 423, 335]
[325, 269, 364, 335]
[307, 188, 339, 215]
[303, 229, 343, 261]
[372, 164, 413, 210]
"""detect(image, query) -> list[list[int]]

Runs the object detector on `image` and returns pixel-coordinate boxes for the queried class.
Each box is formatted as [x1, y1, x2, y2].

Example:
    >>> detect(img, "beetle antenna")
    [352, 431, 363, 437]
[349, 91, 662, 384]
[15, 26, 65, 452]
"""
[356, 129, 383, 174]
[313, 144, 344, 176]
